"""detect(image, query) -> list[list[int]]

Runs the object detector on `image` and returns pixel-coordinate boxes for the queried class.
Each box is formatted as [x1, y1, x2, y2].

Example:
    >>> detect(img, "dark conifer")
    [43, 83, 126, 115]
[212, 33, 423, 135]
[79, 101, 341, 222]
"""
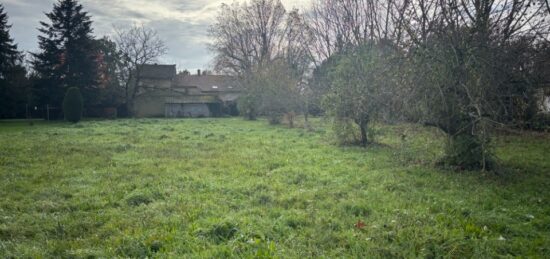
[0, 4, 26, 118]
[0, 4, 20, 78]
[63, 87, 83, 123]
[32, 0, 98, 108]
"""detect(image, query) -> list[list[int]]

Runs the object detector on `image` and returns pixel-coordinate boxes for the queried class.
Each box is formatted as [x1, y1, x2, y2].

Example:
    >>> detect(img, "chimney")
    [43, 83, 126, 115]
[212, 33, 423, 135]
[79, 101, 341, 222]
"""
[197, 69, 201, 76]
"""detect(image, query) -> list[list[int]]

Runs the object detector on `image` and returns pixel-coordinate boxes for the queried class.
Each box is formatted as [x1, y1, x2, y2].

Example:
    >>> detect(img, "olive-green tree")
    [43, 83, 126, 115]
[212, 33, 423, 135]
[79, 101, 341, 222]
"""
[238, 60, 301, 125]
[324, 43, 398, 146]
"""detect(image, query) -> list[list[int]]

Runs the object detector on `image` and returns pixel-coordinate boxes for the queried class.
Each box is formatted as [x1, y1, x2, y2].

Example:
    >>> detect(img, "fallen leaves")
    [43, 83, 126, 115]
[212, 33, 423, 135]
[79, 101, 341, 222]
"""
[355, 220, 366, 229]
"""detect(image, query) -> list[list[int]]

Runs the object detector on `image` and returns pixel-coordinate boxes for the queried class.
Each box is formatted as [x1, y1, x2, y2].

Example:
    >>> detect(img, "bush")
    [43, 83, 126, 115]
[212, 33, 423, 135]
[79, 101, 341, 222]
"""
[63, 87, 83, 123]
[332, 118, 360, 145]
[267, 112, 282, 125]
[237, 94, 258, 120]
[284, 112, 296, 128]
[529, 113, 550, 131]
[443, 134, 493, 170]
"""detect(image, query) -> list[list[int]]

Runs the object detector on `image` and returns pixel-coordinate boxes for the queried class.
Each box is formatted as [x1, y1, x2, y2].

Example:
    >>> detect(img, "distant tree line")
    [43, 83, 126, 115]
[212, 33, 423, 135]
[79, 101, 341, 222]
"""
[209, 0, 550, 170]
[2, 0, 549, 170]
[0, 0, 166, 119]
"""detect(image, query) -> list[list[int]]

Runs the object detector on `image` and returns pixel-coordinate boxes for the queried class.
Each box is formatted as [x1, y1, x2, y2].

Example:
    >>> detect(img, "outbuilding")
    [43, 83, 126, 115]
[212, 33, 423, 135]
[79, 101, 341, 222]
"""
[133, 64, 240, 117]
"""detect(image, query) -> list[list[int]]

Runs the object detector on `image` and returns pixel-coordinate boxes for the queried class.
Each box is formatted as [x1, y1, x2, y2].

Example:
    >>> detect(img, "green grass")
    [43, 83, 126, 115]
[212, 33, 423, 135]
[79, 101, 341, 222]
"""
[0, 118, 549, 258]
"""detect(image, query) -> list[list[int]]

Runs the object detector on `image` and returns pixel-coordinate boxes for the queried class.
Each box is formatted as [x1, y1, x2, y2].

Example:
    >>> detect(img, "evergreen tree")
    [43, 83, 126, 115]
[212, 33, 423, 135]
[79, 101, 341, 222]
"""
[0, 4, 19, 77]
[63, 87, 83, 123]
[32, 0, 98, 109]
[0, 4, 26, 118]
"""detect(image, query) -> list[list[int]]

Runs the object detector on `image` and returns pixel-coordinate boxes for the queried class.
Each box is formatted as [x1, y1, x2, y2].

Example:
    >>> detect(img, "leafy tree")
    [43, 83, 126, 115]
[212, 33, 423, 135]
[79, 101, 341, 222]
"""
[309, 55, 338, 116]
[238, 60, 301, 125]
[237, 76, 261, 120]
[400, 0, 549, 170]
[260, 60, 300, 125]
[93, 37, 123, 107]
[32, 0, 98, 109]
[323, 43, 397, 146]
[406, 35, 494, 169]
[63, 87, 83, 123]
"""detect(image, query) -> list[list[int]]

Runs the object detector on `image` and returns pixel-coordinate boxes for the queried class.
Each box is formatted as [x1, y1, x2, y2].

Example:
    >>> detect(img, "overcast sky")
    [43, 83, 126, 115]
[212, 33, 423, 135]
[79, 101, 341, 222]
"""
[2, 0, 312, 71]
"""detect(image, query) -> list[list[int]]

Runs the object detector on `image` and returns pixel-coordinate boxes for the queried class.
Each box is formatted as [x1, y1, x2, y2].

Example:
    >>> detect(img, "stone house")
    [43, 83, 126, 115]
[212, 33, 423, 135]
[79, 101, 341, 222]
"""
[133, 64, 240, 118]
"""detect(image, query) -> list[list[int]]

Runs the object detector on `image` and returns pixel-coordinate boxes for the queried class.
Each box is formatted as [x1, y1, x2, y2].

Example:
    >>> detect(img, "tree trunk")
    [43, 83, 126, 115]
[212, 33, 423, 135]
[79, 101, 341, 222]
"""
[129, 67, 142, 117]
[304, 94, 309, 126]
[359, 120, 368, 146]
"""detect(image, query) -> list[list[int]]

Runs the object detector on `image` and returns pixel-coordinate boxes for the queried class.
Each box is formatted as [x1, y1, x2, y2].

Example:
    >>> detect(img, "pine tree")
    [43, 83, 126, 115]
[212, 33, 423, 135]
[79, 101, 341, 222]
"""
[32, 0, 98, 108]
[0, 4, 25, 118]
[63, 87, 83, 123]
[0, 4, 19, 79]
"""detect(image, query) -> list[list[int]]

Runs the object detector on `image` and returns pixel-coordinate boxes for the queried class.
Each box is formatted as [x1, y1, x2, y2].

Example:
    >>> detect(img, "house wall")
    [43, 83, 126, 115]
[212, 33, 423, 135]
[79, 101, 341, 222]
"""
[165, 103, 211, 118]
[134, 95, 165, 117]
[133, 74, 242, 117]
[139, 79, 172, 89]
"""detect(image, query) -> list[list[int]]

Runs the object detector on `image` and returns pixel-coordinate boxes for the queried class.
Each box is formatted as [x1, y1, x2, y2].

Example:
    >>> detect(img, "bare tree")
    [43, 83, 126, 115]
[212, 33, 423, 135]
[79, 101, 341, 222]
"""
[280, 9, 314, 74]
[307, 0, 410, 63]
[210, 0, 316, 122]
[114, 25, 167, 115]
[281, 9, 316, 124]
[208, 0, 286, 75]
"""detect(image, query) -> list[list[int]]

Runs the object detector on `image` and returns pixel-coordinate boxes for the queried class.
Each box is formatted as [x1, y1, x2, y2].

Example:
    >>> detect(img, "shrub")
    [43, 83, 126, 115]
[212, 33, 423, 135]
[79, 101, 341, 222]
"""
[267, 112, 282, 125]
[332, 118, 360, 145]
[238, 93, 259, 120]
[284, 112, 296, 128]
[529, 113, 550, 131]
[443, 134, 494, 170]
[63, 87, 83, 123]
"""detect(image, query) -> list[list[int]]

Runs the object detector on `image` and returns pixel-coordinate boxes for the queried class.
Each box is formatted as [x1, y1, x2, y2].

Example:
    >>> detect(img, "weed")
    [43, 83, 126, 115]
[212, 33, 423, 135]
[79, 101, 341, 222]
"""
[199, 222, 239, 243]
[126, 192, 153, 206]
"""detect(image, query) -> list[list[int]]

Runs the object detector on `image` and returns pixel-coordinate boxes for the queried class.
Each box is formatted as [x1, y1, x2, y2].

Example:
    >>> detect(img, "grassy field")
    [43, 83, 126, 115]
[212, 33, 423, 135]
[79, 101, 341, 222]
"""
[0, 118, 549, 258]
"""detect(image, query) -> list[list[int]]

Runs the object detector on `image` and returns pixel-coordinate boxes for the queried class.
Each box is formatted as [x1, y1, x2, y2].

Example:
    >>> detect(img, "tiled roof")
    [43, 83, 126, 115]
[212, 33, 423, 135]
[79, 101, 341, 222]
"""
[175, 74, 239, 92]
[139, 64, 176, 79]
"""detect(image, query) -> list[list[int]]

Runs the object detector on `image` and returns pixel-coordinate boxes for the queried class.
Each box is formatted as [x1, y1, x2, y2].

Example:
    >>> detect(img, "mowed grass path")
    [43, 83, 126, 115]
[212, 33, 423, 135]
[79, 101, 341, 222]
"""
[0, 118, 549, 258]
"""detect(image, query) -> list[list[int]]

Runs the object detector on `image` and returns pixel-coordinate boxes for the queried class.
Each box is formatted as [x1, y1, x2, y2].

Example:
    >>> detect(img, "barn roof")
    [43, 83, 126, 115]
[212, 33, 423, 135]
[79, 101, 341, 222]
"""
[175, 75, 239, 92]
[139, 64, 177, 79]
